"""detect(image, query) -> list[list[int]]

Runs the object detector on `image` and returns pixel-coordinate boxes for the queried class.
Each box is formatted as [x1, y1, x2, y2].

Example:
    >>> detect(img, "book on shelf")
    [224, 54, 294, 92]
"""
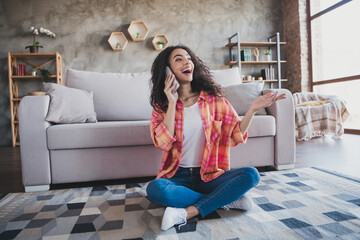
[240, 49, 251, 61]
[261, 67, 275, 80]
[270, 66, 274, 80]
[261, 69, 267, 80]
[15, 64, 26, 76]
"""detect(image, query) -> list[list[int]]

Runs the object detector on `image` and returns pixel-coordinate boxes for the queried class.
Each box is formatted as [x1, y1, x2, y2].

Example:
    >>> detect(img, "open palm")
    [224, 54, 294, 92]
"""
[251, 91, 287, 112]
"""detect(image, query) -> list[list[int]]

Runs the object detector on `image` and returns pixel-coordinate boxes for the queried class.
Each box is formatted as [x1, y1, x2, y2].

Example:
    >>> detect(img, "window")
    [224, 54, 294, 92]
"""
[309, 0, 360, 133]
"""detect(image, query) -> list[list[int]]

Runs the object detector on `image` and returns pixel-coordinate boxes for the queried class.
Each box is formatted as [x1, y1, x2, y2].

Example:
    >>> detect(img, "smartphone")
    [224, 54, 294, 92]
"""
[165, 66, 180, 93]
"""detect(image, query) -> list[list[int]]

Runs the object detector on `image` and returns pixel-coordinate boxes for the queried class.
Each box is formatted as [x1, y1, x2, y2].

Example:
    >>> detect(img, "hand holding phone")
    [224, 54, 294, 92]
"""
[166, 66, 180, 94]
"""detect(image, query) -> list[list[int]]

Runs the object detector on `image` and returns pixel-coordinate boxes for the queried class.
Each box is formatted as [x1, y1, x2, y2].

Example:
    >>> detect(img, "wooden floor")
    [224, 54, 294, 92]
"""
[0, 133, 359, 193]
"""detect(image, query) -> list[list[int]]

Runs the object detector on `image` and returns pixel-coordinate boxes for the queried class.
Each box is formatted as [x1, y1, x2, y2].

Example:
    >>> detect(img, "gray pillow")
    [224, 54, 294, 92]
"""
[44, 83, 97, 123]
[223, 81, 267, 116]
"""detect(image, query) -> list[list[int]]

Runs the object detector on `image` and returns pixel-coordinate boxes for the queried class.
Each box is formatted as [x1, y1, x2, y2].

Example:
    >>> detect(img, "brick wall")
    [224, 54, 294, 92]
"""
[282, 0, 311, 93]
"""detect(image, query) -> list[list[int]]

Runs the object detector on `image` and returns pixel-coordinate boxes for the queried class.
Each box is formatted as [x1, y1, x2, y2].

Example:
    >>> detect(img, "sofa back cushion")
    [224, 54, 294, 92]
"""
[66, 68, 152, 121]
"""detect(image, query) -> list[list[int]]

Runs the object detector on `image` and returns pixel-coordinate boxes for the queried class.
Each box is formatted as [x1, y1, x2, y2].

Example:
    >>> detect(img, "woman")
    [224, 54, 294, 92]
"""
[147, 45, 286, 231]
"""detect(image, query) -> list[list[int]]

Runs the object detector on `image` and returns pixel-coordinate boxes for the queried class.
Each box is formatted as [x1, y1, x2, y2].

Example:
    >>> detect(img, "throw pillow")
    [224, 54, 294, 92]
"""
[44, 83, 97, 123]
[210, 67, 242, 87]
[223, 81, 267, 115]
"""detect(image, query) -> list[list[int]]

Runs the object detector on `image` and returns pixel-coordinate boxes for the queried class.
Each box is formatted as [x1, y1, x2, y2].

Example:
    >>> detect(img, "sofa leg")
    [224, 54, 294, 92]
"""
[275, 164, 295, 170]
[24, 185, 50, 192]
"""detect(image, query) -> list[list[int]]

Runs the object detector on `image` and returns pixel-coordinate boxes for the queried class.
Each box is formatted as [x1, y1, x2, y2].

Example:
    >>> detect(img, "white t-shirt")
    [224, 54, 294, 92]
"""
[179, 102, 206, 168]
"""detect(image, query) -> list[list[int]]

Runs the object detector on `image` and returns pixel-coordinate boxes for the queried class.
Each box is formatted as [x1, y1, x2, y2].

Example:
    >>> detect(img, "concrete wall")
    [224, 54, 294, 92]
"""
[0, 0, 283, 146]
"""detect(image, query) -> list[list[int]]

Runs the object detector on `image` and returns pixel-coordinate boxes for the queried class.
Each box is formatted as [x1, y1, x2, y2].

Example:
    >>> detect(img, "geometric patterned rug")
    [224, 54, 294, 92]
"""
[1, 167, 360, 240]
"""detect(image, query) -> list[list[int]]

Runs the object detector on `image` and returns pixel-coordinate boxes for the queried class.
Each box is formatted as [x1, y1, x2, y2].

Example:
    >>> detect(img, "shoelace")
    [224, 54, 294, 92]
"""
[178, 219, 187, 229]
[175, 211, 187, 230]
[222, 205, 230, 211]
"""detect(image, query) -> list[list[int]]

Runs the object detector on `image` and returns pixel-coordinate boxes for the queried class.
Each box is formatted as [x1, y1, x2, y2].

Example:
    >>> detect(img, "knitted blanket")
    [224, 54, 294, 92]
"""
[293, 92, 350, 141]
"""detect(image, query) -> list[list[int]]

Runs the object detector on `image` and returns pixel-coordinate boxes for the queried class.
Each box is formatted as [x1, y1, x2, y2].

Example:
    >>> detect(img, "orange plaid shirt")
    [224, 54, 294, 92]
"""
[150, 91, 248, 182]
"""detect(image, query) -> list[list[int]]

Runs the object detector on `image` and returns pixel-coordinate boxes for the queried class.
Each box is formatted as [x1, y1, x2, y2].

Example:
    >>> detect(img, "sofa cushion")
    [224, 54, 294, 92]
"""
[210, 67, 242, 87]
[47, 115, 275, 150]
[47, 120, 153, 150]
[66, 68, 152, 121]
[246, 115, 275, 137]
[43, 83, 97, 123]
[223, 81, 267, 115]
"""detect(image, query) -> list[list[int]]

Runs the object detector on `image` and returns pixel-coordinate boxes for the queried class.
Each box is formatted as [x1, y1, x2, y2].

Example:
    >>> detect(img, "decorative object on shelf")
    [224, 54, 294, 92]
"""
[31, 69, 37, 76]
[264, 49, 272, 61]
[152, 34, 169, 51]
[25, 26, 56, 53]
[108, 32, 128, 51]
[157, 40, 165, 49]
[40, 69, 52, 82]
[127, 21, 149, 42]
[28, 91, 46, 96]
[254, 48, 259, 61]
[240, 49, 251, 61]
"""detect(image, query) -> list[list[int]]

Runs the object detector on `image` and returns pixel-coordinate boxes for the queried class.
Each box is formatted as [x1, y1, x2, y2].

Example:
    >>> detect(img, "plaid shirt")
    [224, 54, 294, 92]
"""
[150, 91, 248, 182]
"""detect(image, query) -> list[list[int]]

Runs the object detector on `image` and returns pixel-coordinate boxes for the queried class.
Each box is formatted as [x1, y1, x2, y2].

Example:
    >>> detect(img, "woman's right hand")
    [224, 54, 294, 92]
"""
[164, 72, 179, 104]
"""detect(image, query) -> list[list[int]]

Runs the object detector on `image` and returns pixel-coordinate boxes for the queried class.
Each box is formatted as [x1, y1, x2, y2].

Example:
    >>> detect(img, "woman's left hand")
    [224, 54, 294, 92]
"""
[250, 91, 287, 113]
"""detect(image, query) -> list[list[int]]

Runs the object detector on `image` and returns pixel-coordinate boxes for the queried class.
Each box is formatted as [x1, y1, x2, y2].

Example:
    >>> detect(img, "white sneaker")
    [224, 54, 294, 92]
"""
[222, 195, 253, 211]
[161, 207, 187, 231]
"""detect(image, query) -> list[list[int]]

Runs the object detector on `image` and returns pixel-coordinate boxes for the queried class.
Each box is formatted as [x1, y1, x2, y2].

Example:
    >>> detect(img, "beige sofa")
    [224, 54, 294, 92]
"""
[19, 68, 295, 192]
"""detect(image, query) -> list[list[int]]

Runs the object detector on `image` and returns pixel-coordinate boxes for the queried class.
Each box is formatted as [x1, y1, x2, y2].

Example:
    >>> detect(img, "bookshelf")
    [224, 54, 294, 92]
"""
[152, 34, 169, 51]
[127, 21, 149, 42]
[108, 32, 128, 51]
[226, 33, 287, 87]
[7, 52, 62, 147]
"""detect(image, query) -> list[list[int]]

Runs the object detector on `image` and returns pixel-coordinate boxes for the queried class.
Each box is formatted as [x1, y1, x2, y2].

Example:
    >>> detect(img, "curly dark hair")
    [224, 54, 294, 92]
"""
[149, 45, 223, 112]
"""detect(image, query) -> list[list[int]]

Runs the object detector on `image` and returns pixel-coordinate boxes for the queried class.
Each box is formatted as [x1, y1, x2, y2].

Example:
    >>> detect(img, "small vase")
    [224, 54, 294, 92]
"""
[25, 45, 43, 53]
[29, 46, 38, 53]
[266, 55, 271, 61]
[158, 44, 164, 49]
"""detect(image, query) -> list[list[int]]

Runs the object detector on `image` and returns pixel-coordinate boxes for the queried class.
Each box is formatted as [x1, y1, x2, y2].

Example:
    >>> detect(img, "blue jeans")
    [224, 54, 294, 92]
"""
[146, 166, 260, 217]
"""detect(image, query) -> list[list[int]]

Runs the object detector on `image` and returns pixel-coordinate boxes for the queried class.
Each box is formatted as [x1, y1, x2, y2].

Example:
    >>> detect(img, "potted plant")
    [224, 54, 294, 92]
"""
[136, 32, 140, 39]
[28, 69, 52, 96]
[264, 49, 272, 61]
[156, 40, 165, 49]
[39, 69, 52, 83]
[31, 69, 37, 76]
[116, 42, 121, 49]
[25, 26, 56, 53]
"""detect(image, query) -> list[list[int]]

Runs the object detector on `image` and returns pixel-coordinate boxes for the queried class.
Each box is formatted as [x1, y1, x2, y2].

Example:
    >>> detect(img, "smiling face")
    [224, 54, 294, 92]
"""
[168, 48, 194, 83]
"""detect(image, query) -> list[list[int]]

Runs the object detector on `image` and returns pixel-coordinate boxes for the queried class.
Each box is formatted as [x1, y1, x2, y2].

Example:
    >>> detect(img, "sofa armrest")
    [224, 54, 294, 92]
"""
[263, 89, 296, 169]
[19, 96, 52, 189]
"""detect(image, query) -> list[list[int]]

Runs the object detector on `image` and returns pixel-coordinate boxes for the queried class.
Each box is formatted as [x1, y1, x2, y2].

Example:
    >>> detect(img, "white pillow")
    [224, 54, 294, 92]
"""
[210, 67, 242, 87]
[223, 81, 267, 115]
[44, 83, 97, 123]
